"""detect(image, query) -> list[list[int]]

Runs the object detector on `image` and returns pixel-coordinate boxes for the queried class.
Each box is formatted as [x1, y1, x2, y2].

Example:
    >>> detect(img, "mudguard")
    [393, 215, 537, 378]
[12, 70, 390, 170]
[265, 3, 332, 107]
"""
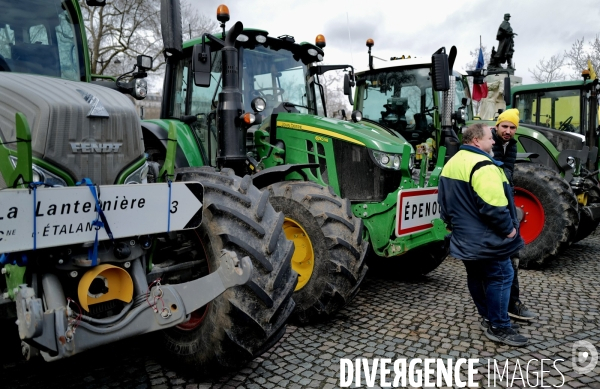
[142, 122, 190, 168]
[251, 163, 318, 189]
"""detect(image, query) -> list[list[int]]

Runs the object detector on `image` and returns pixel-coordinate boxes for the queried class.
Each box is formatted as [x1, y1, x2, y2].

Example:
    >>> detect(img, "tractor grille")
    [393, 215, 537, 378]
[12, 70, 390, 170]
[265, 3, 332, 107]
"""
[333, 140, 400, 201]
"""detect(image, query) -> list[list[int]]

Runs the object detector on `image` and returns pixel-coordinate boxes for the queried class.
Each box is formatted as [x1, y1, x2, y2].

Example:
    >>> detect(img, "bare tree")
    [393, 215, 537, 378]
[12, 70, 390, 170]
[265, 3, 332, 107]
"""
[82, 0, 217, 77]
[181, 3, 219, 41]
[528, 54, 566, 83]
[83, 0, 161, 75]
[564, 35, 600, 79]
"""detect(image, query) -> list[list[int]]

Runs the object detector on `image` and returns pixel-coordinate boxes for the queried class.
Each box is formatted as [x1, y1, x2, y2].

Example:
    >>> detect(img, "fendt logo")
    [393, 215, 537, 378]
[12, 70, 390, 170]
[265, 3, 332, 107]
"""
[70, 142, 122, 153]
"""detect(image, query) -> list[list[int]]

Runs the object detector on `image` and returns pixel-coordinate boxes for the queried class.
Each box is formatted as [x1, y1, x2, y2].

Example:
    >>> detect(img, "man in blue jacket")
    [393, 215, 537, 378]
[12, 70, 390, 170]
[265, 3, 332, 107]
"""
[438, 123, 528, 347]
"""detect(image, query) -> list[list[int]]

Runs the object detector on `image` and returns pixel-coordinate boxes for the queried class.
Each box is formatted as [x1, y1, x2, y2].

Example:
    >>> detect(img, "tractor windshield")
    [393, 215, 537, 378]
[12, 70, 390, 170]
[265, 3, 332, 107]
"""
[355, 67, 435, 145]
[514, 88, 583, 134]
[167, 40, 317, 166]
[0, 0, 85, 81]
[242, 45, 313, 116]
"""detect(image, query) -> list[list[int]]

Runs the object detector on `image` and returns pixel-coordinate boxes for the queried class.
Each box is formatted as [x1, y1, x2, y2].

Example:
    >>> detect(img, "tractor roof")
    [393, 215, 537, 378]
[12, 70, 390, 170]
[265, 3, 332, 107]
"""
[183, 28, 324, 65]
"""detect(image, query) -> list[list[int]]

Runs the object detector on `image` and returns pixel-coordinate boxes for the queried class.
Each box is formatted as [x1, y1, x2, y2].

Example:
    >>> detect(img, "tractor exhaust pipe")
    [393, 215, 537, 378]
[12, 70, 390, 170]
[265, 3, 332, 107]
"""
[217, 21, 246, 175]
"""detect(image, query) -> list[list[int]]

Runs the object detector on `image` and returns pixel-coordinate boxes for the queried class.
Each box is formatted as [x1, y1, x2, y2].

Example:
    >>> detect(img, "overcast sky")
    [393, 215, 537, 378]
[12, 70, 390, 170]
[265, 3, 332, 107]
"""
[190, 0, 600, 85]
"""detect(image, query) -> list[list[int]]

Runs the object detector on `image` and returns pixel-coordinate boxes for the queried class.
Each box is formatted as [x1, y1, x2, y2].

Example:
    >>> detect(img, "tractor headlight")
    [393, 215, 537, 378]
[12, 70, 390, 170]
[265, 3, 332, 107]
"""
[251, 96, 266, 112]
[370, 150, 402, 170]
[351, 110, 363, 123]
[124, 161, 149, 184]
[134, 78, 147, 100]
[9, 156, 67, 186]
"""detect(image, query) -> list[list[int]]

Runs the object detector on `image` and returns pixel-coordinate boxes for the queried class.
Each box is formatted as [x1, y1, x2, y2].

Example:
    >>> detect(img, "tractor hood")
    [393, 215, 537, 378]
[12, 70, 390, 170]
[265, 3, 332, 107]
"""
[275, 112, 412, 154]
[0, 73, 144, 186]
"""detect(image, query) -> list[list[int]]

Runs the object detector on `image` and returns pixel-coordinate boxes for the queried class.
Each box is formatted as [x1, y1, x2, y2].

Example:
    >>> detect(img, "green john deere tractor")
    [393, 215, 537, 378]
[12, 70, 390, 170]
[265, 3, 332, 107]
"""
[143, 7, 456, 324]
[0, 0, 296, 374]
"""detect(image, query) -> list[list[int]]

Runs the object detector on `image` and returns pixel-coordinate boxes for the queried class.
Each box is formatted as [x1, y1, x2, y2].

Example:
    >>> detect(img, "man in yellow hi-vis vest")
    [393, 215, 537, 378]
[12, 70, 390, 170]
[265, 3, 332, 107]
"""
[438, 123, 528, 347]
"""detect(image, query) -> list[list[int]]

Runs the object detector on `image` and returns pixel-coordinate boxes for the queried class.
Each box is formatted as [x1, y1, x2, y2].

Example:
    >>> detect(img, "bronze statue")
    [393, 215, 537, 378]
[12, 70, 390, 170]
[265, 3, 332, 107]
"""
[489, 13, 517, 74]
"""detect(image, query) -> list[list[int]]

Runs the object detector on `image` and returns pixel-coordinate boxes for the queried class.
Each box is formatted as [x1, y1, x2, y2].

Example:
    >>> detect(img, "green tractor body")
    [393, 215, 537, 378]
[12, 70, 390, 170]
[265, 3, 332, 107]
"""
[0, 0, 297, 373]
[145, 18, 453, 323]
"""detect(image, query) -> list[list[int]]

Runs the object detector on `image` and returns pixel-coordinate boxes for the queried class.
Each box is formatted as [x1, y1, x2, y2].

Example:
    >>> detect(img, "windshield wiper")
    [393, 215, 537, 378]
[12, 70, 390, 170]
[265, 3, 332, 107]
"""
[283, 102, 310, 112]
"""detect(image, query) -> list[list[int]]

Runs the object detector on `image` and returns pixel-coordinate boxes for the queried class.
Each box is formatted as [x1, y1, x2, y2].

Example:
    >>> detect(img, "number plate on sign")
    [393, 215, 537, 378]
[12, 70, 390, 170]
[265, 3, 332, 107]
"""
[395, 188, 440, 237]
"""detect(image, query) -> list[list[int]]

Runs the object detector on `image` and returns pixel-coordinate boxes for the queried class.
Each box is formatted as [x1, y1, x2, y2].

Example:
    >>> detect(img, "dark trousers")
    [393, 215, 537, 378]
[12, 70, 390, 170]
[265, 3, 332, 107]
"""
[509, 257, 520, 311]
[463, 258, 514, 328]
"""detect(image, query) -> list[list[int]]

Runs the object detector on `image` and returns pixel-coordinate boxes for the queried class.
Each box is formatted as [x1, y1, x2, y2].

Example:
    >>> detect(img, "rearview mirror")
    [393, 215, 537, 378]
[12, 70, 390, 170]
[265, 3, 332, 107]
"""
[192, 44, 212, 87]
[344, 73, 354, 105]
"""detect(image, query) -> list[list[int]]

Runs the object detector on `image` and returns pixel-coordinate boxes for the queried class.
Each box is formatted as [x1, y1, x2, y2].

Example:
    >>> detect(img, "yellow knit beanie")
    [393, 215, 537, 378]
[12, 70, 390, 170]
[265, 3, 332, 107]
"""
[496, 108, 520, 128]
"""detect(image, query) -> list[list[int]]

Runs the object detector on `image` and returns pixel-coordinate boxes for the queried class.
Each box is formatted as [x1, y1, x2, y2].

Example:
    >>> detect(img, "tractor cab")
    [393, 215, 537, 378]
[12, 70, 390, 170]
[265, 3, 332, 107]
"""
[355, 60, 437, 147]
[0, 0, 87, 81]
[512, 80, 593, 137]
[162, 22, 353, 168]
[354, 54, 473, 163]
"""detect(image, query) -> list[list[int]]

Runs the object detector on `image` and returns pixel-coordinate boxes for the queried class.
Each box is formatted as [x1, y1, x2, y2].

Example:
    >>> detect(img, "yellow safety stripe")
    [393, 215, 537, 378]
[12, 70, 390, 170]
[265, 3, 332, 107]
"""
[276, 121, 365, 146]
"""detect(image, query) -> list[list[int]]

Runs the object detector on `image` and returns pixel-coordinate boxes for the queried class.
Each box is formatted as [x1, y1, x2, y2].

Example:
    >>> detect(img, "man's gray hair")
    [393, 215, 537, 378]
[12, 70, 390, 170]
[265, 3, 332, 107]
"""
[462, 123, 488, 145]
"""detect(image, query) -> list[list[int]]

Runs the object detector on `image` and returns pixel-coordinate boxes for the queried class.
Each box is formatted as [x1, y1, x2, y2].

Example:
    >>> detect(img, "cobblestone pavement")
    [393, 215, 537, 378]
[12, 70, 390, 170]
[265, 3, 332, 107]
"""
[2, 233, 600, 389]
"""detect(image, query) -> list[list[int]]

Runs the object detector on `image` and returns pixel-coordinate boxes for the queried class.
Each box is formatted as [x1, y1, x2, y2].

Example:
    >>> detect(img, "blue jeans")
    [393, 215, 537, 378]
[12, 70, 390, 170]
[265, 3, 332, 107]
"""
[462, 258, 514, 328]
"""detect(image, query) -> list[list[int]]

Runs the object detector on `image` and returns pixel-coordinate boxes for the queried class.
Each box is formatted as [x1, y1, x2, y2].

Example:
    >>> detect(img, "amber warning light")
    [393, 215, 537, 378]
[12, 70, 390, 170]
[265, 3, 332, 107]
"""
[217, 4, 230, 22]
[315, 34, 326, 48]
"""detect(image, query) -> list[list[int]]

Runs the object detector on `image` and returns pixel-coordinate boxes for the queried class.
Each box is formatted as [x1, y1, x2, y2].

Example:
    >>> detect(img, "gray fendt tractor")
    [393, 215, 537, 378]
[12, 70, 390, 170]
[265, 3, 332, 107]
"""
[0, 0, 296, 374]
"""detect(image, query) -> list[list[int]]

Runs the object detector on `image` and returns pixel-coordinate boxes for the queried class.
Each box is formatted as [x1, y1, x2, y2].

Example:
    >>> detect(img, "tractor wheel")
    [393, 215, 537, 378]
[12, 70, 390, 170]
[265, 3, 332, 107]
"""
[572, 173, 600, 243]
[513, 163, 579, 267]
[267, 181, 368, 324]
[158, 167, 296, 374]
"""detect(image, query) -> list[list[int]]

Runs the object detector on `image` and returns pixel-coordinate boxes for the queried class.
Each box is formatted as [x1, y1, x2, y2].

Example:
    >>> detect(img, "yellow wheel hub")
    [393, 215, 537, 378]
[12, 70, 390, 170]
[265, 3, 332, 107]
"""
[283, 217, 315, 291]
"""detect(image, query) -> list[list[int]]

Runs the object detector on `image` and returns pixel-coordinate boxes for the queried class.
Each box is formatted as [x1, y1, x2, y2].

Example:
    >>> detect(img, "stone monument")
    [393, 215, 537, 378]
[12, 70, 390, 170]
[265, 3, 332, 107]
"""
[488, 13, 517, 75]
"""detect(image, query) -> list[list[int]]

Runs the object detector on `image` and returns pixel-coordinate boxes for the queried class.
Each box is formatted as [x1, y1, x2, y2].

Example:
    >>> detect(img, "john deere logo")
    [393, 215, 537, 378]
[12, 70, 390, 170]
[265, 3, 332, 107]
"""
[70, 142, 122, 153]
[315, 135, 329, 143]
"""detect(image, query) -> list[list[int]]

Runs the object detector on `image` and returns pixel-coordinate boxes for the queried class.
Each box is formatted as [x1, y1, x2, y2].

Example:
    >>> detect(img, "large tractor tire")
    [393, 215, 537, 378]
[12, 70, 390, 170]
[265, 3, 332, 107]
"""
[513, 163, 579, 267]
[266, 181, 368, 324]
[572, 172, 600, 243]
[157, 167, 296, 375]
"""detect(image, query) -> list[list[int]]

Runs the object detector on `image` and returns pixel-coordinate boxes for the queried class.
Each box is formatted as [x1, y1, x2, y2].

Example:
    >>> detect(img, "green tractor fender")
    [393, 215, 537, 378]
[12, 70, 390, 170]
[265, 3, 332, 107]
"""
[251, 163, 318, 189]
[141, 120, 204, 168]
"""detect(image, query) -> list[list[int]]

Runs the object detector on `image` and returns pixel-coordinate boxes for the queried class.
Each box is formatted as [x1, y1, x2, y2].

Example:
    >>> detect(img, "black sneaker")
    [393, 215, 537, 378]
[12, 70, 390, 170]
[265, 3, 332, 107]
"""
[479, 319, 520, 331]
[485, 326, 529, 347]
[508, 301, 538, 321]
